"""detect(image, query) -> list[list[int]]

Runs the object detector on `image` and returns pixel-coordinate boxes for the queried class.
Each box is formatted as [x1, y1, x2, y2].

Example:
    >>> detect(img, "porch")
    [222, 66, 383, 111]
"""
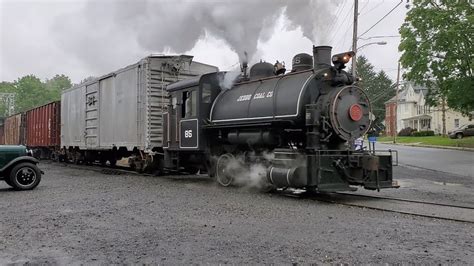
[402, 114, 431, 131]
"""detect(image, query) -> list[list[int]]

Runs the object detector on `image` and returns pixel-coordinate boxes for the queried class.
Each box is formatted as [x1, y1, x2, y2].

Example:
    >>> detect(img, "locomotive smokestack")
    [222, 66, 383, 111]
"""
[313, 45, 332, 70]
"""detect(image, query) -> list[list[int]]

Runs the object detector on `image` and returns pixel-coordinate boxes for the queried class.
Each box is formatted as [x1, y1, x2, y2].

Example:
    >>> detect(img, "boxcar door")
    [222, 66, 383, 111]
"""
[85, 82, 100, 148]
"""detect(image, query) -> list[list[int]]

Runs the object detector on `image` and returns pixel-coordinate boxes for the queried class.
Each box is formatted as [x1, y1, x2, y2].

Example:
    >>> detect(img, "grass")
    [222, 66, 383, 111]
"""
[376, 136, 474, 148]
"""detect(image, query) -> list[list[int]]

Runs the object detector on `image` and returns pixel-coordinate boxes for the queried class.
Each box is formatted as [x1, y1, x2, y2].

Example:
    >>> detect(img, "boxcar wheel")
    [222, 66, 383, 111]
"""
[8, 162, 42, 191]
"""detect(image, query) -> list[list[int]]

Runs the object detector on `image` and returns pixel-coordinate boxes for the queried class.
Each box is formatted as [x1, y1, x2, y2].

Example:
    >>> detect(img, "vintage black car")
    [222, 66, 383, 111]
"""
[0, 145, 42, 190]
[449, 124, 474, 139]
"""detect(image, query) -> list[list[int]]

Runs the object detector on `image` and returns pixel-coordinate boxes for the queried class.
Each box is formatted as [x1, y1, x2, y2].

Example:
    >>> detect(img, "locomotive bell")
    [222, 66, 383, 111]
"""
[249, 61, 274, 79]
[291, 53, 313, 72]
[274, 61, 286, 75]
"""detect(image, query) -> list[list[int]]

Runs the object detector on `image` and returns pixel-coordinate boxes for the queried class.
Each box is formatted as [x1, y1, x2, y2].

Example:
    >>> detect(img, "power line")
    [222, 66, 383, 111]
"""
[324, 0, 347, 38]
[360, 0, 386, 16]
[328, 2, 354, 45]
[358, 0, 403, 38]
[359, 0, 370, 13]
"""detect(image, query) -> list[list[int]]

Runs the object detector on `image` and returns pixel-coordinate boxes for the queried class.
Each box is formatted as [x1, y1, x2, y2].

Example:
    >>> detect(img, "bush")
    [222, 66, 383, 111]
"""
[412, 130, 435, 137]
[398, 127, 415, 136]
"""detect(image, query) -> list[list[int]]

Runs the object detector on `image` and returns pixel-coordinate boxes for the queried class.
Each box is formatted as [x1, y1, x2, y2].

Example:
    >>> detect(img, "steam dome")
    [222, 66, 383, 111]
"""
[250, 61, 274, 79]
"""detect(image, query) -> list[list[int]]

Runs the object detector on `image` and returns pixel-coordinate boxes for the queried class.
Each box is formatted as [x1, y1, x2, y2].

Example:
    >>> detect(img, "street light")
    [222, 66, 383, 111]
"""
[358, 41, 387, 51]
[352, 41, 387, 77]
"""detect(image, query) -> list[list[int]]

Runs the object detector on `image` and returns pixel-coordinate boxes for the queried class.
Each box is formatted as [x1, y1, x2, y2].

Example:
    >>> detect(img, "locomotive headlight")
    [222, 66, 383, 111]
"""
[332, 52, 355, 64]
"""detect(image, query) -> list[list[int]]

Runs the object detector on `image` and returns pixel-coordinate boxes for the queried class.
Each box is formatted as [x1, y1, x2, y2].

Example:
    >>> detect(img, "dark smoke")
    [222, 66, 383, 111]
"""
[53, 0, 339, 73]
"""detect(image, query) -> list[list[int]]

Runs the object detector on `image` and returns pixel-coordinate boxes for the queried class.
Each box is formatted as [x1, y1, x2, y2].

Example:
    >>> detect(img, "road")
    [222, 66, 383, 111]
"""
[1, 162, 473, 264]
[376, 143, 474, 177]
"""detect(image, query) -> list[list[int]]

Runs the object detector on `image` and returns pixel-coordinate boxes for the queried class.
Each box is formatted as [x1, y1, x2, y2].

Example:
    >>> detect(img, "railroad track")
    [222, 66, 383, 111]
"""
[291, 191, 474, 224]
[50, 162, 474, 223]
[48, 161, 147, 176]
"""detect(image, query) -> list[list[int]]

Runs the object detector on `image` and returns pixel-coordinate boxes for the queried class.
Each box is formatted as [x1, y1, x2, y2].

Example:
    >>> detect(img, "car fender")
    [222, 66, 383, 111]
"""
[0, 156, 40, 175]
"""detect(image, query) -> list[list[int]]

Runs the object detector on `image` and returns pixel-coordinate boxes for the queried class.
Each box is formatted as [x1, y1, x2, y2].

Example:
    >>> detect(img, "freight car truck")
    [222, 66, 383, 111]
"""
[61, 55, 218, 171]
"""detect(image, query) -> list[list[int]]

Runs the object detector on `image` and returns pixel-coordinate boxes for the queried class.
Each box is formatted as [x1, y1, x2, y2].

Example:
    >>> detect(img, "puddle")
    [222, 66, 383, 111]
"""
[432, 181, 463, 187]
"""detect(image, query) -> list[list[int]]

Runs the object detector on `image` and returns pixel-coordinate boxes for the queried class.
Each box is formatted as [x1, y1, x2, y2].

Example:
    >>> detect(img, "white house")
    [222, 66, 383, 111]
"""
[384, 82, 471, 135]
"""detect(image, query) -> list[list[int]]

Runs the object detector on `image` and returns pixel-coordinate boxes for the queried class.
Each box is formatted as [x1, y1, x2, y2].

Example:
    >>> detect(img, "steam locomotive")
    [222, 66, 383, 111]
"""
[164, 46, 397, 192]
[2, 46, 397, 193]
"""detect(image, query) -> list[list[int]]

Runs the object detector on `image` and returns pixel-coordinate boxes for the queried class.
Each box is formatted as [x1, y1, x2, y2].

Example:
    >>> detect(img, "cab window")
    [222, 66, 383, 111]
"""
[183, 89, 197, 118]
[171, 96, 177, 110]
[202, 83, 212, 104]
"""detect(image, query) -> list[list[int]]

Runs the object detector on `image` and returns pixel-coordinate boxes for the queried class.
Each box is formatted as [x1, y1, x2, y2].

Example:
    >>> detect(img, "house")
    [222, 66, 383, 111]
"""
[384, 82, 471, 136]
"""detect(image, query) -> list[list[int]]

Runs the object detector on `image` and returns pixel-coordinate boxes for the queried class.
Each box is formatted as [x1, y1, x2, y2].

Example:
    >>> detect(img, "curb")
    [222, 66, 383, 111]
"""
[379, 142, 474, 152]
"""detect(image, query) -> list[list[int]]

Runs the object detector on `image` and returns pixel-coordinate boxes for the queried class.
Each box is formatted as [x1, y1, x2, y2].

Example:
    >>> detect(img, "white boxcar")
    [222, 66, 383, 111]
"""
[61, 55, 217, 155]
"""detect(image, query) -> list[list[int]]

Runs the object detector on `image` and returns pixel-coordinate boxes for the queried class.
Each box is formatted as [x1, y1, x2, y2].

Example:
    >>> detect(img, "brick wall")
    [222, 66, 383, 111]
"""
[385, 102, 397, 136]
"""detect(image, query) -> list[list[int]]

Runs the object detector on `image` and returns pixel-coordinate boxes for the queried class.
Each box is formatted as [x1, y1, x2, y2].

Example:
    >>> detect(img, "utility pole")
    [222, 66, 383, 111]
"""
[441, 96, 446, 136]
[352, 0, 359, 78]
[393, 62, 401, 143]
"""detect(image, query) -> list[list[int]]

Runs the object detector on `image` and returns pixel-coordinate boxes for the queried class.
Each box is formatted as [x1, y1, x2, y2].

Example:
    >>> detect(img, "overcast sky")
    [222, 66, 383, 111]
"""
[0, 0, 407, 83]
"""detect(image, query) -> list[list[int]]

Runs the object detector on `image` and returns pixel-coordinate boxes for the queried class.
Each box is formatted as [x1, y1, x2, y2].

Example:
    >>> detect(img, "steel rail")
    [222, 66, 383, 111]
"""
[335, 192, 474, 210]
[314, 195, 474, 224]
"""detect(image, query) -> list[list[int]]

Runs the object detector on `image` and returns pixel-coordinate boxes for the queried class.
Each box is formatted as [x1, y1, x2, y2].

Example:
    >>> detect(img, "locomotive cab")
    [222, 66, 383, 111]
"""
[163, 72, 223, 172]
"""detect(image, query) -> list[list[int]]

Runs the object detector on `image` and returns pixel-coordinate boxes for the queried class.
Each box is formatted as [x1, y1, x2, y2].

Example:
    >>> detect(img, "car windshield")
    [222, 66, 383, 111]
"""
[458, 124, 468, 129]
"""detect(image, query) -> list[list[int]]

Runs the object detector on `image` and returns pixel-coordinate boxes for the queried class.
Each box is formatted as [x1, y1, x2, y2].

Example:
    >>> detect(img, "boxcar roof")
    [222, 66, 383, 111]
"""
[63, 54, 207, 93]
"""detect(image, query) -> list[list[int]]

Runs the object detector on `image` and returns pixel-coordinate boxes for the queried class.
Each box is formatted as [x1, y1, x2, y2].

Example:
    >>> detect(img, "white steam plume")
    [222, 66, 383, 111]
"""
[219, 71, 241, 90]
[53, 0, 339, 72]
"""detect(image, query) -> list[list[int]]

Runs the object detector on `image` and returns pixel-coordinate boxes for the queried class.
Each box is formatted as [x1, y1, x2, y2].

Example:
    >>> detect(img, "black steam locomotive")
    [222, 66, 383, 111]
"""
[163, 46, 397, 192]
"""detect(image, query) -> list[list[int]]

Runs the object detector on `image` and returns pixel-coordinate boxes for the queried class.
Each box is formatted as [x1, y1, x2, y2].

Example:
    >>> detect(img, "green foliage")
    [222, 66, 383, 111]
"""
[378, 135, 474, 148]
[398, 127, 415, 136]
[45, 74, 72, 100]
[399, 0, 474, 114]
[353, 56, 395, 123]
[0, 74, 72, 116]
[412, 130, 435, 137]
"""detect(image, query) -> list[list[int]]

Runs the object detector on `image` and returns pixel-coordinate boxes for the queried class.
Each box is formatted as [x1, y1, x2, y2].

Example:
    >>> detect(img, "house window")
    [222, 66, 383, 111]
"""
[454, 119, 459, 128]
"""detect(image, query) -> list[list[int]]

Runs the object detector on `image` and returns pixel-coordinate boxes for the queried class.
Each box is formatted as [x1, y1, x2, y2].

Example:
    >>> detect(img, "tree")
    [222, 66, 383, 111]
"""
[353, 56, 395, 124]
[0, 74, 72, 115]
[45, 74, 72, 100]
[14, 75, 48, 112]
[399, 0, 474, 114]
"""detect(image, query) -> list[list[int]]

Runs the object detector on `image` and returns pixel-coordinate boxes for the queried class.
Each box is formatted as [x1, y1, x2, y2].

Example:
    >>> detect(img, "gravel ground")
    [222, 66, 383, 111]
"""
[0, 162, 473, 264]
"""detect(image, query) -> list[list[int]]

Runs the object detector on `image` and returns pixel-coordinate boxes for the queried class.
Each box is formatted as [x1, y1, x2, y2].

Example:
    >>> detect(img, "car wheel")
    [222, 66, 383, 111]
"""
[9, 162, 42, 191]
[456, 133, 463, 139]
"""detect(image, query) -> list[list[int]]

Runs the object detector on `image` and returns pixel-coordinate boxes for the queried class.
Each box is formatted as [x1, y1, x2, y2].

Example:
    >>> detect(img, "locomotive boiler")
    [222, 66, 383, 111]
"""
[164, 46, 398, 192]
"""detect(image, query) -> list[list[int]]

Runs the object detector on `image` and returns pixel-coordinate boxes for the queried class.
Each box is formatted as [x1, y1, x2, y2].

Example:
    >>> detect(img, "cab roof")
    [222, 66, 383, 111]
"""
[166, 75, 202, 92]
